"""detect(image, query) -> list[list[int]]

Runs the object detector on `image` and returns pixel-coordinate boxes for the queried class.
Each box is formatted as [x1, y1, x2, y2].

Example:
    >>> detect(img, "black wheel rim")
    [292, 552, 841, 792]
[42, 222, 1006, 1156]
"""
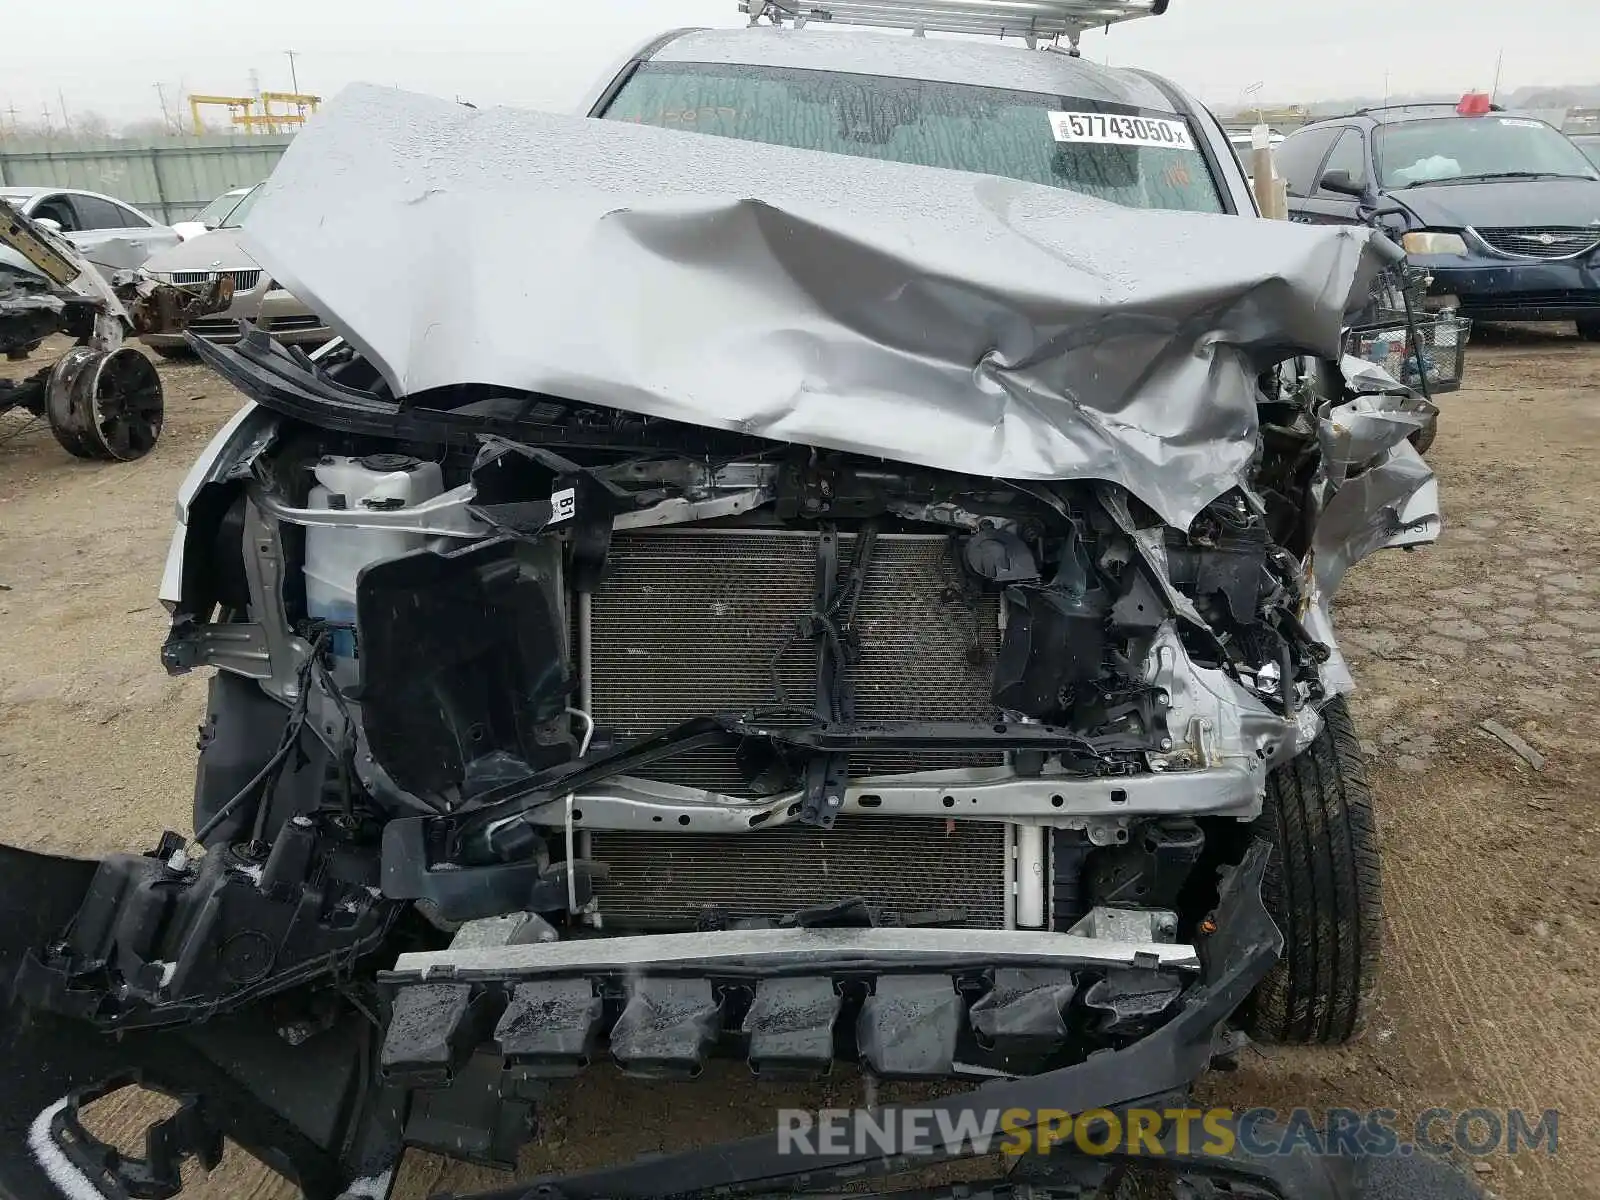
[93, 348, 163, 460]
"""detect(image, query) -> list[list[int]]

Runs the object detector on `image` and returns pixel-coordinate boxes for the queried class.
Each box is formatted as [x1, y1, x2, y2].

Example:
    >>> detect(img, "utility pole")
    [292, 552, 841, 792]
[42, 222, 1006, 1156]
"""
[285, 49, 301, 94]
[155, 82, 174, 133]
[57, 91, 72, 135]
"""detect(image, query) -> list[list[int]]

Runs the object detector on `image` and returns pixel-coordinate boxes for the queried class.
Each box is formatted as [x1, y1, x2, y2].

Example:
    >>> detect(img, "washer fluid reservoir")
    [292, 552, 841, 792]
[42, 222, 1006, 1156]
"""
[304, 453, 443, 680]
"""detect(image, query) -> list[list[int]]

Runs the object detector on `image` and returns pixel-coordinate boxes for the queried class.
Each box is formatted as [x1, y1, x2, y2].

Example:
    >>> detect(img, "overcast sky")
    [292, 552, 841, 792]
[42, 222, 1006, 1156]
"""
[4, 0, 1597, 127]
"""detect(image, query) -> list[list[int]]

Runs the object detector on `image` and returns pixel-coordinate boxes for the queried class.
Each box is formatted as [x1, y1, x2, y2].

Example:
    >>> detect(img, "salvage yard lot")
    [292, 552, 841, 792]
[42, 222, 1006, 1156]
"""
[1, 330, 1597, 1200]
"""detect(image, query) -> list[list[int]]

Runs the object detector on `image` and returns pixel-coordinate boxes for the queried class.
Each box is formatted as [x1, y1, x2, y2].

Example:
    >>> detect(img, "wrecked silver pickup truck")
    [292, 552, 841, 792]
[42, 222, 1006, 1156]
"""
[0, 36, 1467, 1200]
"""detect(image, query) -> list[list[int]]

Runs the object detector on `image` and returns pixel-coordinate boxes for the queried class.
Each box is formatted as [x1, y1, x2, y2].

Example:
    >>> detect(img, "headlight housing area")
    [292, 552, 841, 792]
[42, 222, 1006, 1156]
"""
[1401, 231, 1469, 256]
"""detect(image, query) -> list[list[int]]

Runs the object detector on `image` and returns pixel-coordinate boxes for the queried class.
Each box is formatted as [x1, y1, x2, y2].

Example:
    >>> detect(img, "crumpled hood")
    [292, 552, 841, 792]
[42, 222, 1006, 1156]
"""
[242, 83, 1393, 528]
[1389, 176, 1600, 231]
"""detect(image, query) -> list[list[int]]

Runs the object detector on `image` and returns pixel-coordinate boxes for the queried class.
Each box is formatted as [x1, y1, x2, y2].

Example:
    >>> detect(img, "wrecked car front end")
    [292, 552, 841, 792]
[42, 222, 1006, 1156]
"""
[2, 86, 1447, 1200]
[1, 199, 231, 462]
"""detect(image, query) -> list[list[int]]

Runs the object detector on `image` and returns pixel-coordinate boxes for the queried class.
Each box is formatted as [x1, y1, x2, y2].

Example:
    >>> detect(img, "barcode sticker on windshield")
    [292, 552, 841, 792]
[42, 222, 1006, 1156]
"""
[1498, 117, 1544, 129]
[1048, 111, 1193, 150]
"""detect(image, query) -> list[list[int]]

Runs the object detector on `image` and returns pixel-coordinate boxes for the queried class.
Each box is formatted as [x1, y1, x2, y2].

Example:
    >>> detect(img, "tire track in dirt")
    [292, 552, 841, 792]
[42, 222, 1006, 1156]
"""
[1381, 771, 1563, 1200]
[1279, 330, 1600, 1200]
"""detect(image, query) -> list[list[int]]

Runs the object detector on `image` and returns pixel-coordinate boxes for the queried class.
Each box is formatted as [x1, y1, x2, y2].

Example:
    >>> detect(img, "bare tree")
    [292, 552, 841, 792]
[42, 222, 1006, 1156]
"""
[121, 117, 181, 140]
[73, 111, 113, 139]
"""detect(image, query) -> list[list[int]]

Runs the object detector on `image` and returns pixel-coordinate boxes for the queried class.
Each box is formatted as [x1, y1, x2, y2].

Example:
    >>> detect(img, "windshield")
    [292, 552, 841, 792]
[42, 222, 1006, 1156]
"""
[1374, 116, 1600, 187]
[602, 62, 1224, 214]
[219, 184, 264, 228]
[193, 188, 251, 227]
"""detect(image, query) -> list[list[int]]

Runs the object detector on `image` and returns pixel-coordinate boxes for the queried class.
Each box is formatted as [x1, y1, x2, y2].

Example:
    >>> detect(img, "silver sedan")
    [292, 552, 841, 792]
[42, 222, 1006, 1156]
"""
[0, 186, 181, 275]
[138, 184, 331, 354]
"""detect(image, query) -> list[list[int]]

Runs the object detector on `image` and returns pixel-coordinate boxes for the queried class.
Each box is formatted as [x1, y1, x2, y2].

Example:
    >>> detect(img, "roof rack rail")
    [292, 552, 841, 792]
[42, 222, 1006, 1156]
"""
[1353, 100, 1503, 117]
[741, 0, 1169, 51]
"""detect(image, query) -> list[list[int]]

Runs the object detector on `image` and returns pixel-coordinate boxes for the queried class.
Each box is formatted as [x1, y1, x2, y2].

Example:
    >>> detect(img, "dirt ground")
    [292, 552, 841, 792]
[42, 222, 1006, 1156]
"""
[1, 329, 1597, 1200]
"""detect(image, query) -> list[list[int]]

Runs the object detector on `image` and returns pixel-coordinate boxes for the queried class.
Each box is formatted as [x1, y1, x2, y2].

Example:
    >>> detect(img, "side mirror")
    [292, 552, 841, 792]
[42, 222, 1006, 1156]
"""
[33, 217, 63, 233]
[1319, 169, 1366, 198]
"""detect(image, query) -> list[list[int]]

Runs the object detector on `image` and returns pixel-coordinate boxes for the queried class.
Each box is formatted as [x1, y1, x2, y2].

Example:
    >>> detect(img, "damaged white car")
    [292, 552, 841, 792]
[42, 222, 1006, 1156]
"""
[1, 10, 1467, 1200]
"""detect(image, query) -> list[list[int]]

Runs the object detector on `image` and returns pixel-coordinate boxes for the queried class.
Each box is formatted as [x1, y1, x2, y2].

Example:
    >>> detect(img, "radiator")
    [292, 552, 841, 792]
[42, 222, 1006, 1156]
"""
[591, 817, 1008, 929]
[587, 529, 1002, 793]
[585, 528, 1008, 928]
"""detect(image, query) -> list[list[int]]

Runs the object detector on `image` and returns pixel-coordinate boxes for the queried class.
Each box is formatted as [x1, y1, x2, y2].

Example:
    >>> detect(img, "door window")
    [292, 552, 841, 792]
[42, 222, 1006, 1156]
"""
[71, 195, 131, 231]
[110, 201, 155, 228]
[29, 195, 79, 231]
[1273, 127, 1340, 197]
[1318, 130, 1368, 193]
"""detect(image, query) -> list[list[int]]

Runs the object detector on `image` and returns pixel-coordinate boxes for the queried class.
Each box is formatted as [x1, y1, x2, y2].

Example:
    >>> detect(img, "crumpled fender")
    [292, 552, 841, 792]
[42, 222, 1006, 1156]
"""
[1311, 438, 1439, 601]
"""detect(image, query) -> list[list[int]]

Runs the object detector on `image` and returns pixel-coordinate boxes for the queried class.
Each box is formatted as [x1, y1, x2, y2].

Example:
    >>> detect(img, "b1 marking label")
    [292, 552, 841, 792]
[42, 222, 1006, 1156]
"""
[1048, 111, 1194, 150]
[550, 486, 577, 524]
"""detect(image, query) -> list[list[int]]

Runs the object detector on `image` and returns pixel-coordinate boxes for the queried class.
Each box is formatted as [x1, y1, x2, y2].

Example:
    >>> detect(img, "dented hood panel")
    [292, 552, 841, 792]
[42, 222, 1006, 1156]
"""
[242, 84, 1395, 528]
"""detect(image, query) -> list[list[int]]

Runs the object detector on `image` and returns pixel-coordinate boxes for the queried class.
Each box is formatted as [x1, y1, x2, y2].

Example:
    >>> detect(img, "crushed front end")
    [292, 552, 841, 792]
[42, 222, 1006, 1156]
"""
[1, 87, 1452, 1200]
[2, 331, 1438, 1199]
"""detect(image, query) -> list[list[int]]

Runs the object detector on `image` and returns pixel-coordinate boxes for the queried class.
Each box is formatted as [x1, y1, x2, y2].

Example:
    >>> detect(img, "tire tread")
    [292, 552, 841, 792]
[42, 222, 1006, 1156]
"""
[1245, 697, 1382, 1044]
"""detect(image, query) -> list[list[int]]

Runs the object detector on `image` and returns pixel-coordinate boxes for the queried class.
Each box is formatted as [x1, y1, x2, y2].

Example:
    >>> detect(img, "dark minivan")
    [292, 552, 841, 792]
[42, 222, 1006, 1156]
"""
[1277, 97, 1600, 339]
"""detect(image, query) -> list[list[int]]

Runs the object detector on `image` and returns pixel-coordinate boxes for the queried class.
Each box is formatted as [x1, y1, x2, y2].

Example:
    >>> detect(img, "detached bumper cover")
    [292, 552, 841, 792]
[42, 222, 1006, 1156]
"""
[0, 843, 1266, 1198]
[0, 842, 1482, 1200]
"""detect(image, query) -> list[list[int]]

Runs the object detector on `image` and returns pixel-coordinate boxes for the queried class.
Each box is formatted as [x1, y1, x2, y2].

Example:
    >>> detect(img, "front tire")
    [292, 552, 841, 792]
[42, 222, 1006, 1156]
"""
[1244, 697, 1382, 1045]
[1577, 318, 1600, 343]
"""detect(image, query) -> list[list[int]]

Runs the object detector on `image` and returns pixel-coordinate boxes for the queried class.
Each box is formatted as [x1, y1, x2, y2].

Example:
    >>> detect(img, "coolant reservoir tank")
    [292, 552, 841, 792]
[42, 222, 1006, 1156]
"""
[304, 453, 444, 675]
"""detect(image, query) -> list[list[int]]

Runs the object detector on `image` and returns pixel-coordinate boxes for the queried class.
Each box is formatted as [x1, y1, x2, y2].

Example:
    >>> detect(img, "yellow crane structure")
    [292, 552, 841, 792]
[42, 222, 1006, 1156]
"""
[189, 92, 321, 135]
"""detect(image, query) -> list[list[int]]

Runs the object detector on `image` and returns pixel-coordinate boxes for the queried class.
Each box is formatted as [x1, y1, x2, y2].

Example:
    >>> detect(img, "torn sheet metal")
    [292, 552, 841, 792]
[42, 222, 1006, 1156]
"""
[1317, 390, 1437, 482]
[242, 84, 1395, 528]
[1310, 440, 1439, 600]
[1340, 354, 1416, 398]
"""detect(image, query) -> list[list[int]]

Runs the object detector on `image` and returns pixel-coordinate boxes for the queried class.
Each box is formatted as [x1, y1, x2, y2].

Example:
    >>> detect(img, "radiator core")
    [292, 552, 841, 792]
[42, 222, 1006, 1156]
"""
[587, 528, 1002, 792]
[585, 528, 1008, 928]
[591, 818, 1008, 929]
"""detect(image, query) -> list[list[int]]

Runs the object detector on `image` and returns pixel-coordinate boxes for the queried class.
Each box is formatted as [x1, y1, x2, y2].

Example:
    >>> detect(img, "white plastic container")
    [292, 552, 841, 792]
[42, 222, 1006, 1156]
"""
[304, 453, 444, 678]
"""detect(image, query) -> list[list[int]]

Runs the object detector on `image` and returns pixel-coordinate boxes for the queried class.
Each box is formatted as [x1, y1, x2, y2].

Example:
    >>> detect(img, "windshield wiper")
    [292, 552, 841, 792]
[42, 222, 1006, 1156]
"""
[1402, 170, 1596, 188]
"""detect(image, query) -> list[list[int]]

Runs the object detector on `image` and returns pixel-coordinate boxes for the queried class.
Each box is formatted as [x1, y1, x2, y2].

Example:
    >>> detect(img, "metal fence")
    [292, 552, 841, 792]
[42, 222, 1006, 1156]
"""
[0, 134, 295, 225]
